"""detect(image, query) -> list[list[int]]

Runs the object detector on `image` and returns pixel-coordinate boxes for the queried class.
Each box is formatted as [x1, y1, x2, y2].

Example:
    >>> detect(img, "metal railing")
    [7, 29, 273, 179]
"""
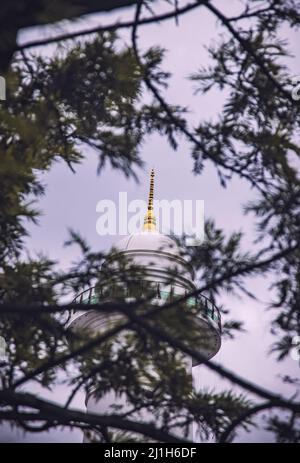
[72, 284, 221, 331]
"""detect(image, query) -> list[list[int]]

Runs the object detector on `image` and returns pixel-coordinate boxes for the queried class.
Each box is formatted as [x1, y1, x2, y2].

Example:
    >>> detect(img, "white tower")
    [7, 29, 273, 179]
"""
[68, 170, 221, 442]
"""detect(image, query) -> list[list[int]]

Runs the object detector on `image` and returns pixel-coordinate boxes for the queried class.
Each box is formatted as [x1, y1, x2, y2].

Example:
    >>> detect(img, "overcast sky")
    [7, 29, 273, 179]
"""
[1, 0, 299, 442]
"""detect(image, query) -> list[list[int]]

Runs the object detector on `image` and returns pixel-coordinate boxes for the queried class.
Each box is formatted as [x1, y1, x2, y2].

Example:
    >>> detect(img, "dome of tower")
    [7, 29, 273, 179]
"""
[114, 230, 179, 255]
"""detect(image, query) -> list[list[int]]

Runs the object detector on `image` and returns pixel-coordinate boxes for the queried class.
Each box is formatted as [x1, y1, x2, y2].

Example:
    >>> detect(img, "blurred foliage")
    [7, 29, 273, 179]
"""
[0, 0, 300, 443]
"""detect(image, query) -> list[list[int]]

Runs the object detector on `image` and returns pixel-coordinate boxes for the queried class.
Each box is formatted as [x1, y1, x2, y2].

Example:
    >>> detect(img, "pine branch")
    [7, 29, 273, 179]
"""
[0, 390, 189, 443]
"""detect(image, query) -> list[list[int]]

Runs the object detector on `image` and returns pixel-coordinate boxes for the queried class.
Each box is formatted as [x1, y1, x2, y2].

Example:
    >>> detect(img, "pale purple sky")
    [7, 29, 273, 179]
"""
[1, 0, 299, 442]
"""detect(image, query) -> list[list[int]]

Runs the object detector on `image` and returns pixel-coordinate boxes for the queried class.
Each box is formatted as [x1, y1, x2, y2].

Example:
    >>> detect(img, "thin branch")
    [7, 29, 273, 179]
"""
[64, 359, 113, 409]
[16, 1, 206, 53]
[227, 3, 277, 22]
[219, 401, 274, 443]
[196, 243, 298, 294]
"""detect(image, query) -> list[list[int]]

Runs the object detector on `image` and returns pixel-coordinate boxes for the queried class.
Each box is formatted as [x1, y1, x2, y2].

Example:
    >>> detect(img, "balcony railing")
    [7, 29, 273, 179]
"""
[72, 284, 221, 331]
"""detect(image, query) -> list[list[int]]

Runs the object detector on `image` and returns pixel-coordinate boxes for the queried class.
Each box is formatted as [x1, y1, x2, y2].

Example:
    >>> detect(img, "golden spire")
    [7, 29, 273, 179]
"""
[143, 168, 156, 231]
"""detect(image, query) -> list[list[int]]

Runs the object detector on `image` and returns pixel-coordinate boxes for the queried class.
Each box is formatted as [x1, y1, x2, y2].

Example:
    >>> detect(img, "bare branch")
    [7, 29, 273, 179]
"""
[16, 1, 205, 53]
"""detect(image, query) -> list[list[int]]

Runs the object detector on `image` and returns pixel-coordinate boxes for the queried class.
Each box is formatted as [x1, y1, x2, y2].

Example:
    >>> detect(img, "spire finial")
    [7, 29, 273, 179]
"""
[143, 168, 156, 231]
